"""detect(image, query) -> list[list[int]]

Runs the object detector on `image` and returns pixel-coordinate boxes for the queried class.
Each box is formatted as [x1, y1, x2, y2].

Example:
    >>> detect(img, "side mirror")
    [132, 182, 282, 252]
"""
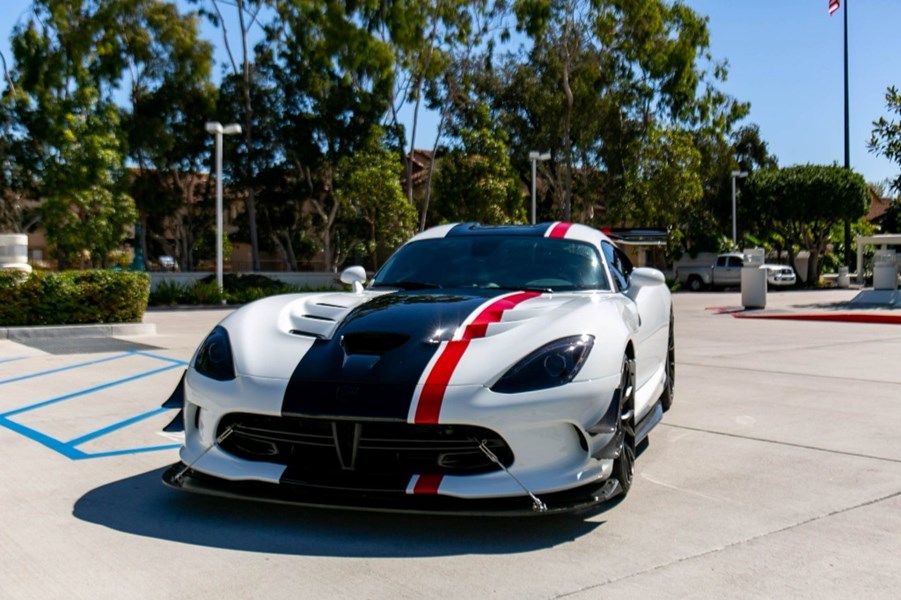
[340, 265, 367, 294]
[630, 267, 665, 287]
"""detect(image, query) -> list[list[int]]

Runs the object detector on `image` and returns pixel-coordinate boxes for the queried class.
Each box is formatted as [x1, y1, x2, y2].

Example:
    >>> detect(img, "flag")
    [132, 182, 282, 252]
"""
[829, 0, 840, 15]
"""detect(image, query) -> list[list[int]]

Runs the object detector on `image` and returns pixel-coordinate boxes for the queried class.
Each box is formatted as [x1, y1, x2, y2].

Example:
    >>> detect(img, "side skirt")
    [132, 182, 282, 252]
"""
[633, 400, 663, 445]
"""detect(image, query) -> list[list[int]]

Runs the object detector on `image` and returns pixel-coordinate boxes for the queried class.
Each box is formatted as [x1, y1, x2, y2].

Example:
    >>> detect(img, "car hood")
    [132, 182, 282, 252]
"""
[217, 288, 634, 420]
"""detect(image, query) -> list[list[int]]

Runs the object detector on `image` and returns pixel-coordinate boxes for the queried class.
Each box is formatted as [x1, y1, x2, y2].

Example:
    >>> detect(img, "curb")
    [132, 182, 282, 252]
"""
[0, 322, 156, 340]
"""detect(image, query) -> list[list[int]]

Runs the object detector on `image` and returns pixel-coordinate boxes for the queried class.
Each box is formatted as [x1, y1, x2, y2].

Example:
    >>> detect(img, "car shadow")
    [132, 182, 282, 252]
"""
[72, 467, 608, 557]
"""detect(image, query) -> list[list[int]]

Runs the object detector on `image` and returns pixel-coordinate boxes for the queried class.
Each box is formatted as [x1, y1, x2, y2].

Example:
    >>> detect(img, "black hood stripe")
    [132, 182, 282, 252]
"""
[281, 290, 511, 420]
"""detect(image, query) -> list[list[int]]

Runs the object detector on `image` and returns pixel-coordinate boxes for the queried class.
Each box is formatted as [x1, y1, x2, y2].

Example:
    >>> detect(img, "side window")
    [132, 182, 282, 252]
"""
[602, 242, 632, 292]
[716, 256, 728, 268]
[727, 256, 743, 268]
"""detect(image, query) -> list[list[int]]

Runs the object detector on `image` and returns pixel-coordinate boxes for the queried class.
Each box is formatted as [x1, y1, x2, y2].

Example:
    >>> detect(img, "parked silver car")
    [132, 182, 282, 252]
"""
[763, 264, 797, 287]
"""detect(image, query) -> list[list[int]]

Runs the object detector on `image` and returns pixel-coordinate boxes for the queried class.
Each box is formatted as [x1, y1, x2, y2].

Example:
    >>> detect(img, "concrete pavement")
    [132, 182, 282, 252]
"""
[0, 290, 899, 599]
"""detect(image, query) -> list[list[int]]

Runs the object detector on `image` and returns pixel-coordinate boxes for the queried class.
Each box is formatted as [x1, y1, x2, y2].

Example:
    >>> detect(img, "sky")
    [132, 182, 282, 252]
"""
[2, 0, 900, 187]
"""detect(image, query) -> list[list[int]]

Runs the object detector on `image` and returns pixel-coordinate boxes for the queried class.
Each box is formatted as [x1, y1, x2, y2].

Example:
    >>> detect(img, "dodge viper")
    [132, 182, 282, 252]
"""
[162, 222, 674, 515]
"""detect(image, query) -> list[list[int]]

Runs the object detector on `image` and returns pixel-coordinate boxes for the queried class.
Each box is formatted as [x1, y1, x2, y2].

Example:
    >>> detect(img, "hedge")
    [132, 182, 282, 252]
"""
[148, 273, 326, 306]
[0, 270, 150, 326]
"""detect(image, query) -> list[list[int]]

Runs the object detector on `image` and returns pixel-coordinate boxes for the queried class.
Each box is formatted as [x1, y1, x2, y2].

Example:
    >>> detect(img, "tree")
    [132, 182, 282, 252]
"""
[869, 85, 901, 195]
[0, 99, 40, 234]
[745, 165, 869, 284]
[6, 0, 138, 268]
[335, 132, 417, 268]
[120, 0, 217, 271]
[256, 0, 397, 271]
[431, 105, 526, 225]
[472, 0, 745, 230]
[379, 0, 482, 206]
[615, 125, 703, 255]
[191, 0, 266, 271]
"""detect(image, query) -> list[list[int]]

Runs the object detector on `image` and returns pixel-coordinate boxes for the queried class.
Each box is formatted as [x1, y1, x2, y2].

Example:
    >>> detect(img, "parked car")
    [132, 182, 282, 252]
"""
[161, 222, 675, 515]
[762, 264, 797, 288]
[676, 253, 796, 291]
[676, 253, 744, 291]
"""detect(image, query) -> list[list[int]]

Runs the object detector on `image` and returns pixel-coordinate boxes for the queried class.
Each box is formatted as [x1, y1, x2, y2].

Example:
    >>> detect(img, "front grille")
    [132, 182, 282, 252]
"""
[217, 414, 513, 477]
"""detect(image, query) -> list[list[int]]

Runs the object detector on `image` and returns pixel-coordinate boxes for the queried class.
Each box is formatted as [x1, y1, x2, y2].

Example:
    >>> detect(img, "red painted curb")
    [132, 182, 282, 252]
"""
[730, 312, 901, 325]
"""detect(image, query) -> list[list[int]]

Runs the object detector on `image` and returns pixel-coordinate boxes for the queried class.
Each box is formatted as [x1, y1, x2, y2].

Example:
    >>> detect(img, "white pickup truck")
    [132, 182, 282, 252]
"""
[676, 253, 796, 291]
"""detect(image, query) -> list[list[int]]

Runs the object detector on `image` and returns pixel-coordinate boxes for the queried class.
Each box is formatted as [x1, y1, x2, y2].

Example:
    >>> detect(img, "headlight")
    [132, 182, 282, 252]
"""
[194, 326, 236, 381]
[491, 335, 594, 394]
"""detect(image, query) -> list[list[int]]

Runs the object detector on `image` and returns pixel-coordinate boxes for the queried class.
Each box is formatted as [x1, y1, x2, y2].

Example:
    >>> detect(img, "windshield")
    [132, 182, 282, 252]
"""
[371, 236, 610, 292]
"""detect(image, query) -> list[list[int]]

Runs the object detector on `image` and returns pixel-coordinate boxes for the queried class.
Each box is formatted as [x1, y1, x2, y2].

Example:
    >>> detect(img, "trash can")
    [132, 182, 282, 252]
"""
[873, 250, 898, 290]
[0, 233, 32, 273]
[741, 248, 767, 309]
[837, 267, 850, 289]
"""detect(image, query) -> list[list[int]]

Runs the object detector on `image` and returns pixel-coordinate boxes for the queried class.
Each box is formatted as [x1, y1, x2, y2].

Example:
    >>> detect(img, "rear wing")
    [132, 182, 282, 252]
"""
[600, 228, 669, 247]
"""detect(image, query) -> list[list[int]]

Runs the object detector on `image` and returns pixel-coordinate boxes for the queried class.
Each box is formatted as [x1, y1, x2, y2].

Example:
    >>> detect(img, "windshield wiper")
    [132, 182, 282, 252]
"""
[372, 281, 443, 290]
[489, 285, 555, 294]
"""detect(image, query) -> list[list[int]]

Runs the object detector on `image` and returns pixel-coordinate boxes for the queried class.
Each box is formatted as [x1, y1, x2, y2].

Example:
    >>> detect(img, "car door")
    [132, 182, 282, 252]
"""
[718, 255, 743, 286]
[601, 242, 664, 420]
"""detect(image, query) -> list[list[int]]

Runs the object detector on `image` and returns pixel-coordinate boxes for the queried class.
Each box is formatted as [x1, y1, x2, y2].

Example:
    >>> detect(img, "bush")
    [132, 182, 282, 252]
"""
[0, 270, 150, 326]
[148, 273, 327, 307]
[148, 280, 190, 306]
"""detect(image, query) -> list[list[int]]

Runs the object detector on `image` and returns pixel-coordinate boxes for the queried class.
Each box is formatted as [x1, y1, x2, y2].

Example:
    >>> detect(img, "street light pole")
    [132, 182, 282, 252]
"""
[205, 121, 242, 302]
[528, 151, 551, 224]
[731, 170, 748, 249]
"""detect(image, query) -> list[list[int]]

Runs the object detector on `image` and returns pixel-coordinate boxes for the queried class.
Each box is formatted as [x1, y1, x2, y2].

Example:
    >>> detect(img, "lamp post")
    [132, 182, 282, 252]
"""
[528, 151, 551, 224]
[205, 121, 242, 302]
[731, 170, 748, 249]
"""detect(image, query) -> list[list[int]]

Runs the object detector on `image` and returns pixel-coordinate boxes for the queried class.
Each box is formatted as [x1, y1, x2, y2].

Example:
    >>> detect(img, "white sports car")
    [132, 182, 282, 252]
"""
[162, 222, 674, 515]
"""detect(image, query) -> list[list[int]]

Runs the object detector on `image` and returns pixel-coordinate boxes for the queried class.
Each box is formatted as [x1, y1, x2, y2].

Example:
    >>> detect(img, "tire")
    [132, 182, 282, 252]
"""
[613, 355, 636, 496]
[660, 311, 675, 412]
[687, 275, 703, 292]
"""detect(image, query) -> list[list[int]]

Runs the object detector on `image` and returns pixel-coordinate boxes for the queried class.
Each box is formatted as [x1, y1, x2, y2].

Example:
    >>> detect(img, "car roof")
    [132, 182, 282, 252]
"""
[406, 222, 610, 248]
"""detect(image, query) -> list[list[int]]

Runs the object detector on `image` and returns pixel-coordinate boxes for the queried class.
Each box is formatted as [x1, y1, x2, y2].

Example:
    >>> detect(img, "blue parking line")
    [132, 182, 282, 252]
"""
[65, 407, 171, 447]
[0, 356, 26, 365]
[0, 416, 88, 459]
[133, 351, 189, 366]
[0, 351, 189, 460]
[0, 363, 183, 418]
[75, 443, 180, 460]
[0, 352, 133, 385]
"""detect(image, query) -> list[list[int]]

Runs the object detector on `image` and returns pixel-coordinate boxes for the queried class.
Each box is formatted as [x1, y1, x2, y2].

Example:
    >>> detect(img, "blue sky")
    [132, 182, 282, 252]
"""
[2, 0, 900, 187]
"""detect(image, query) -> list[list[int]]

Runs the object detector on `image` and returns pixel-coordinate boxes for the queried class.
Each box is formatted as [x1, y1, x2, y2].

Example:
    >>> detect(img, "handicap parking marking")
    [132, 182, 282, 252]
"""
[0, 350, 189, 460]
[0, 352, 136, 385]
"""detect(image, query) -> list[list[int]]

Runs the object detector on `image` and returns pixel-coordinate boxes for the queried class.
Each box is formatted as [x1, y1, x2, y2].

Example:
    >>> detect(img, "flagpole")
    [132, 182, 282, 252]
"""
[843, 0, 852, 268]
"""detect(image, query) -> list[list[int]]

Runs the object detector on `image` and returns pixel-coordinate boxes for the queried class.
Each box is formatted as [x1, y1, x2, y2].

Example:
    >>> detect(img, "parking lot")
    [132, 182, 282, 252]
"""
[1, 291, 900, 599]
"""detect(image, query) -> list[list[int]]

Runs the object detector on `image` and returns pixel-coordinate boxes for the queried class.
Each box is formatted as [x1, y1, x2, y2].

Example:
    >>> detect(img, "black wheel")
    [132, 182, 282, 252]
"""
[687, 275, 703, 292]
[613, 355, 636, 496]
[660, 311, 675, 412]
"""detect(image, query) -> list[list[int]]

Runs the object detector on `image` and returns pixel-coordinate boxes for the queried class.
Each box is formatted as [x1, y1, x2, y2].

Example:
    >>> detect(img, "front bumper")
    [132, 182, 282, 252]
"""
[173, 358, 625, 513]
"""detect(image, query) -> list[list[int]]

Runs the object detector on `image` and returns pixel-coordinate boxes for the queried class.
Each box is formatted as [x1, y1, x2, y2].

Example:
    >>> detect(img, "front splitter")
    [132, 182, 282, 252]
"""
[162, 463, 622, 517]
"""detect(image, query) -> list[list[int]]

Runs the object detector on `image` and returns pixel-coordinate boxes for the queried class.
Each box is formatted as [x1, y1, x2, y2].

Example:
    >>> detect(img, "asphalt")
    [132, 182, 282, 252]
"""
[0, 289, 899, 599]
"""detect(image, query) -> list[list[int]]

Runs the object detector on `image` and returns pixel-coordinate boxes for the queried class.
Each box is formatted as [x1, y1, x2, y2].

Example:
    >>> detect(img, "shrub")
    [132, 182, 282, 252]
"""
[149, 280, 191, 306]
[0, 270, 150, 326]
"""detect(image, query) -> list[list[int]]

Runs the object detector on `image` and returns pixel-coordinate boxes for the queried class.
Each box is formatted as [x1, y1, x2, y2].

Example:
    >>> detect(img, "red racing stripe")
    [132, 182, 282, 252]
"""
[413, 291, 540, 424]
[547, 222, 572, 238]
[412, 473, 443, 495]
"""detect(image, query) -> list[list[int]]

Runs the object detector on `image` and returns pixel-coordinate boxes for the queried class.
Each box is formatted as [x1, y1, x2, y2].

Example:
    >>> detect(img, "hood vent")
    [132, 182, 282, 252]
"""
[341, 332, 409, 356]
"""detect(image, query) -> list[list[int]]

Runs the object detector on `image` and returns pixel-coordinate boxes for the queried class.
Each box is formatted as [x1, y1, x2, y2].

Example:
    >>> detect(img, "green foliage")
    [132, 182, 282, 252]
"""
[5, 0, 143, 268]
[148, 279, 190, 305]
[432, 106, 526, 225]
[335, 133, 418, 267]
[0, 271, 150, 326]
[147, 273, 326, 306]
[869, 86, 901, 195]
[745, 165, 869, 283]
